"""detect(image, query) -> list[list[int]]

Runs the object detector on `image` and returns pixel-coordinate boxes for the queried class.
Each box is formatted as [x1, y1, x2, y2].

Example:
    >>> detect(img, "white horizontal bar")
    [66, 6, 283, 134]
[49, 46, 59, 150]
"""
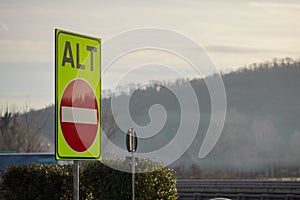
[61, 106, 97, 125]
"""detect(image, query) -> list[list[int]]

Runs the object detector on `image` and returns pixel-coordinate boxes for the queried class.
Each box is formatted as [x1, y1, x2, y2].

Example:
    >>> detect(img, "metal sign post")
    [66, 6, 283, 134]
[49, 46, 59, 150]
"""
[73, 161, 79, 200]
[126, 128, 138, 200]
[132, 151, 135, 200]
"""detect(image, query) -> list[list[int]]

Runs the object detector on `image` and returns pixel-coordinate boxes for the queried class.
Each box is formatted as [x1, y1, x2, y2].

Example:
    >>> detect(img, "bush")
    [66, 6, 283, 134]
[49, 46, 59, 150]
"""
[136, 167, 177, 200]
[82, 160, 131, 199]
[2, 160, 177, 200]
[2, 164, 73, 200]
[82, 159, 177, 200]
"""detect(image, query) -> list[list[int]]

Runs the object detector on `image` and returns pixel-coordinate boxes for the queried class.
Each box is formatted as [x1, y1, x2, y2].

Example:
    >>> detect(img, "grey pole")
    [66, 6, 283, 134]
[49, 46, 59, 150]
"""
[74, 160, 79, 200]
[132, 151, 135, 200]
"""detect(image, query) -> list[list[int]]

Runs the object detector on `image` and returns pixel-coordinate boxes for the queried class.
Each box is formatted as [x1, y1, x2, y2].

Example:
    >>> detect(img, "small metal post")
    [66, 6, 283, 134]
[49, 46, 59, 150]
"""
[74, 160, 79, 200]
[132, 151, 135, 200]
[126, 128, 138, 200]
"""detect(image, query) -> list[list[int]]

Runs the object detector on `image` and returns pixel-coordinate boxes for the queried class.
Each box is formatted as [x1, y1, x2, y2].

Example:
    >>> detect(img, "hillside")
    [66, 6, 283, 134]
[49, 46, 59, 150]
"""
[31, 58, 300, 171]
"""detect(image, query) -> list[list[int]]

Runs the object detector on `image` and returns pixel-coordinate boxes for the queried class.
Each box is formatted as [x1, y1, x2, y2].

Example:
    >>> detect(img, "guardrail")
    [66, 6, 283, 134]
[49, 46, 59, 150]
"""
[177, 180, 300, 200]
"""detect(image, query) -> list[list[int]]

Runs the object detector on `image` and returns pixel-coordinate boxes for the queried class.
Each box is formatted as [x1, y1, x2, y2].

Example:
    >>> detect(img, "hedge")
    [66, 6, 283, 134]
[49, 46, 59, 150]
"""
[2, 164, 73, 200]
[2, 159, 177, 200]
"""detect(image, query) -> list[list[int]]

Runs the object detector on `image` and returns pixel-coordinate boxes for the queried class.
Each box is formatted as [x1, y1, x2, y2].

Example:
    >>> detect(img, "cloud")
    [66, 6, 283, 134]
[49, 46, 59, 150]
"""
[0, 0, 299, 110]
[1, 24, 9, 33]
[249, 1, 300, 10]
[205, 44, 297, 55]
[206, 44, 264, 54]
[0, 39, 52, 63]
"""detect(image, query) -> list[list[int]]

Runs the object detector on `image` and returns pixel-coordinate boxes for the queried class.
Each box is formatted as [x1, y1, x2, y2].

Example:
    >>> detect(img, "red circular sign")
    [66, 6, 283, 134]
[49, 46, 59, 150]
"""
[60, 79, 99, 152]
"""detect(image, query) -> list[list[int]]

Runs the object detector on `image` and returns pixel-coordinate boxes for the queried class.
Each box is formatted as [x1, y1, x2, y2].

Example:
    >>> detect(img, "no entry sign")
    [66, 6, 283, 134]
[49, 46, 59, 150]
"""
[60, 79, 99, 152]
[55, 29, 101, 160]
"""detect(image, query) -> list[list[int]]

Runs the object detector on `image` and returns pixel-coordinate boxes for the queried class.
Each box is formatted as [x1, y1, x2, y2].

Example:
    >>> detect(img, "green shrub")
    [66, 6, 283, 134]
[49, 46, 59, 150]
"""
[2, 159, 177, 200]
[82, 159, 177, 200]
[2, 164, 73, 200]
[136, 168, 177, 200]
[82, 160, 131, 199]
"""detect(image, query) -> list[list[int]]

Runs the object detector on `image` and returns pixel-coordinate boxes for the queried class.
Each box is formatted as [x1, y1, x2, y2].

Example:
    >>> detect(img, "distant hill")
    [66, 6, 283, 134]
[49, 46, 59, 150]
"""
[31, 57, 300, 171]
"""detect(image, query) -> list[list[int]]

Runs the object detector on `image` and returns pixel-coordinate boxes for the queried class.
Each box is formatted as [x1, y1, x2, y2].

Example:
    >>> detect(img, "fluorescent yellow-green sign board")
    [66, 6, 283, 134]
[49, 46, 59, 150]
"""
[55, 29, 101, 160]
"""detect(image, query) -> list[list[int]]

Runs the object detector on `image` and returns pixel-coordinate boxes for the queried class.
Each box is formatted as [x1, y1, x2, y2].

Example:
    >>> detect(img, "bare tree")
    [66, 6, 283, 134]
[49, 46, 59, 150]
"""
[0, 106, 50, 153]
[0, 110, 15, 151]
[101, 111, 118, 150]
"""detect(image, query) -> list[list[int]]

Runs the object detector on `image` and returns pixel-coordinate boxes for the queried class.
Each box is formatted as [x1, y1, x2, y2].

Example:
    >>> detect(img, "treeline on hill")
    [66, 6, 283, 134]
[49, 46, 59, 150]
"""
[101, 57, 300, 176]
[1, 57, 300, 179]
[102, 57, 300, 131]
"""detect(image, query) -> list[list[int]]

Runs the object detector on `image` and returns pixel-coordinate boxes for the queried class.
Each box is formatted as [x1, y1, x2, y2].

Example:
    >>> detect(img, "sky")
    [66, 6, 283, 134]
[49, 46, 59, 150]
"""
[0, 0, 300, 110]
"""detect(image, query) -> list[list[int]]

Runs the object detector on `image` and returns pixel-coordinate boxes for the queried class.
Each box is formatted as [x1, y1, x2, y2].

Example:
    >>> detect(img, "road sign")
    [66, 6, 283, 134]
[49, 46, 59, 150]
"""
[60, 79, 99, 152]
[55, 29, 101, 160]
[126, 128, 138, 153]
